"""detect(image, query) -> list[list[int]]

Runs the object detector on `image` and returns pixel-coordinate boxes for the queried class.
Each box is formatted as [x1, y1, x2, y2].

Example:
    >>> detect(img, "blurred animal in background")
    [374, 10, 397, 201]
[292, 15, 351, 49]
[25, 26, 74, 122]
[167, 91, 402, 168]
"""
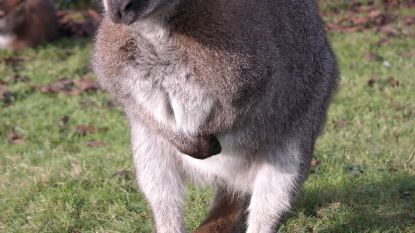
[57, 9, 101, 38]
[0, 0, 58, 50]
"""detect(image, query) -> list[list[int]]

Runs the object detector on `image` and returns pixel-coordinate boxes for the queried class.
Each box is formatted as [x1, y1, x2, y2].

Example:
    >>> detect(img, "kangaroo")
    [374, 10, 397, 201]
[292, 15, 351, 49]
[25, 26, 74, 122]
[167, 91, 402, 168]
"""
[0, 0, 58, 50]
[92, 0, 339, 232]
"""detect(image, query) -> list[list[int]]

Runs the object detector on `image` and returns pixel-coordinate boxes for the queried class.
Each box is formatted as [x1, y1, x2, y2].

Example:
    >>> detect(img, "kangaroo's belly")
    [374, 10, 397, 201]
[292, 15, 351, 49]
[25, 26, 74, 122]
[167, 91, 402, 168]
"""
[179, 130, 263, 194]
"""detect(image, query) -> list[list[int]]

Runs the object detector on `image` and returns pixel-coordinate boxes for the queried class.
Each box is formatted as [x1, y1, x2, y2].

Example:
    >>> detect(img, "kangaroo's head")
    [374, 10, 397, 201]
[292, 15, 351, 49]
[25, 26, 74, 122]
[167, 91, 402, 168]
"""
[0, 0, 25, 34]
[103, 0, 178, 25]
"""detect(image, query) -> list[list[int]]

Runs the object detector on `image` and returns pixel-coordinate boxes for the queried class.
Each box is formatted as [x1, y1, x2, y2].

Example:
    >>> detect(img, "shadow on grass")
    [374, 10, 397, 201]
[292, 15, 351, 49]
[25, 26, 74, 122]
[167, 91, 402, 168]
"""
[287, 174, 415, 232]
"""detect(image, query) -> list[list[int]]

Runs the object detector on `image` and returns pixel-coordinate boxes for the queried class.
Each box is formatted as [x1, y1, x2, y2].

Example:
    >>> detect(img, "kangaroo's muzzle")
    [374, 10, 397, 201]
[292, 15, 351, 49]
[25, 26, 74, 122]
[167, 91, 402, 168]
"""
[107, 0, 148, 24]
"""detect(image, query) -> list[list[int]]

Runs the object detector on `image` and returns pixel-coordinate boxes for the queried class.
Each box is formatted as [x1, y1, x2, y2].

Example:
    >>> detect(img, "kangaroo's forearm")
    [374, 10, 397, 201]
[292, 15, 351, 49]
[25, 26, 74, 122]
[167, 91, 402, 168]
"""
[126, 102, 221, 159]
[127, 76, 216, 136]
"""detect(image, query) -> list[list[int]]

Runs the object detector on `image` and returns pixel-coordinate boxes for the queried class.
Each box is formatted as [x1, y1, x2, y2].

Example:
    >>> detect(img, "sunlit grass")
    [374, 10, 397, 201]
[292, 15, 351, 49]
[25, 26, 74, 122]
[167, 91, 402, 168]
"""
[1, 8, 414, 233]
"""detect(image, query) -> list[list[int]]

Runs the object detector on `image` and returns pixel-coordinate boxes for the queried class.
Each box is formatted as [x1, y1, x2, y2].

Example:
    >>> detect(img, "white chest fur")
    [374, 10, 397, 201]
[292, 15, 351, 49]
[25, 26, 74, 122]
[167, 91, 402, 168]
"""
[127, 19, 215, 135]
[0, 34, 14, 49]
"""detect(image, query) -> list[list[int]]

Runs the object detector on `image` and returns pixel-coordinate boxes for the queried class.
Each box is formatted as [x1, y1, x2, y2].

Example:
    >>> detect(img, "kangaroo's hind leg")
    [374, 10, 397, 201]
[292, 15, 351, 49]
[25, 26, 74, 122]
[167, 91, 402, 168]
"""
[131, 120, 186, 233]
[246, 138, 313, 233]
[194, 185, 250, 233]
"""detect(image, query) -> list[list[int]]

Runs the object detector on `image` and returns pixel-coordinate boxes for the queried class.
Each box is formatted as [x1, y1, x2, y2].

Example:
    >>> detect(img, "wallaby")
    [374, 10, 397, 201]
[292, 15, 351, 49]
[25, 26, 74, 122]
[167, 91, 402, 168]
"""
[92, 0, 339, 232]
[0, 0, 58, 50]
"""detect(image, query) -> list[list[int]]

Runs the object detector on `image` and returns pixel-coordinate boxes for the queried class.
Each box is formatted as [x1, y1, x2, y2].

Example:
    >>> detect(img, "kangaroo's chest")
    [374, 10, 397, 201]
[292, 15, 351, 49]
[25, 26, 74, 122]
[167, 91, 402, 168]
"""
[123, 30, 216, 134]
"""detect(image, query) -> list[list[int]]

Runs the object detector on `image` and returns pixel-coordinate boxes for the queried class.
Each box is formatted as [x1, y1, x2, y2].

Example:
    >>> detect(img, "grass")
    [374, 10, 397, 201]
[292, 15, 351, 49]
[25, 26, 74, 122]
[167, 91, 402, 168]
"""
[1, 6, 414, 233]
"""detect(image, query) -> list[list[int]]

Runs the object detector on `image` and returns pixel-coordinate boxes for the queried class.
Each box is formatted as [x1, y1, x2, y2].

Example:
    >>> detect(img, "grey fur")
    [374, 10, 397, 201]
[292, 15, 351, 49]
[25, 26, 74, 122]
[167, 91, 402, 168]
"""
[92, 0, 339, 232]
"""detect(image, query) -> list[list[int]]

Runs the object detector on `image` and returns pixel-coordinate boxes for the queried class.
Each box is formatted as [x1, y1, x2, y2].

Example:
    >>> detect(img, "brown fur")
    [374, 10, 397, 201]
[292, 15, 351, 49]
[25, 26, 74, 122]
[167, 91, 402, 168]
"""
[194, 189, 249, 233]
[0, 0, 58, 50]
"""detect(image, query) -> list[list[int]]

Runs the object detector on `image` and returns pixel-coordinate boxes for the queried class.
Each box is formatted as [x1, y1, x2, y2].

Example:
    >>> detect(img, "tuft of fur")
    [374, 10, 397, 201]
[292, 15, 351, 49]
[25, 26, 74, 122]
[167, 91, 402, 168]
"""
[0, 0, 58, 50]
[92, 0, 339, 232]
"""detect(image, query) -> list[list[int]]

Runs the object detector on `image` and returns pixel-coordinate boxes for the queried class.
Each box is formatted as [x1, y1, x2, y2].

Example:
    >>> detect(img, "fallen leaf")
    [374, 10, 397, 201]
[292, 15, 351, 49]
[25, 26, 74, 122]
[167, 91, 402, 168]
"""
[344, 26, 364, 33]
[384, 0, 401, 8]
[75, 125, 97, 136]
[106, 100, 116, 109]
[71, 162, 81, 178]
[399, 50, 415, 58]
[36, 77, 98, 96]
[70, 228, 81, 233]
[404, 15, 415, 25]
[403, 1, 415, 8]
[0, 85, 13, 104]
[61, 116, 70, 125]
[3, 56, 23, 66]
[377, 37, 389, 46]
[38, 77, 73, 94]
[0, 84, 7, 100]
[2, 91, 13, 104]
[388, 103, 405, 111]
[112, 170, 132, 180]
[360, 4, 375, 11]
[377, 25, 399, 36]
[367, 52, 384, 62]
[7, 130, 25, 144]
[351, 16, 370, 25]
[80, 100, 97, 108]
[368, 10, 382, 19]
[367, 76, 379, 87]
[325, 23, 343, 32]
[334, 119, 348, 127]
[306, 225, 314, 233]
[87, 140, 107, 148]
[345, 164, 365, 177]
[324, 5, 398, 34]
[372, 12, 395, 26]
[387, 77, 400, 87]
[311, 159, 320, 167]
[74, 76, 99, 92]
[13, 75, 30, 83]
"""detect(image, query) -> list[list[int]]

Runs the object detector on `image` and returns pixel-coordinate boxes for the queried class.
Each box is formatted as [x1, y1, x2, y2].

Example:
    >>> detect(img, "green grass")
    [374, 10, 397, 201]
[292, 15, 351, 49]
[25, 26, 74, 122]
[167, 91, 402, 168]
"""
[1, 9, 414, 233]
